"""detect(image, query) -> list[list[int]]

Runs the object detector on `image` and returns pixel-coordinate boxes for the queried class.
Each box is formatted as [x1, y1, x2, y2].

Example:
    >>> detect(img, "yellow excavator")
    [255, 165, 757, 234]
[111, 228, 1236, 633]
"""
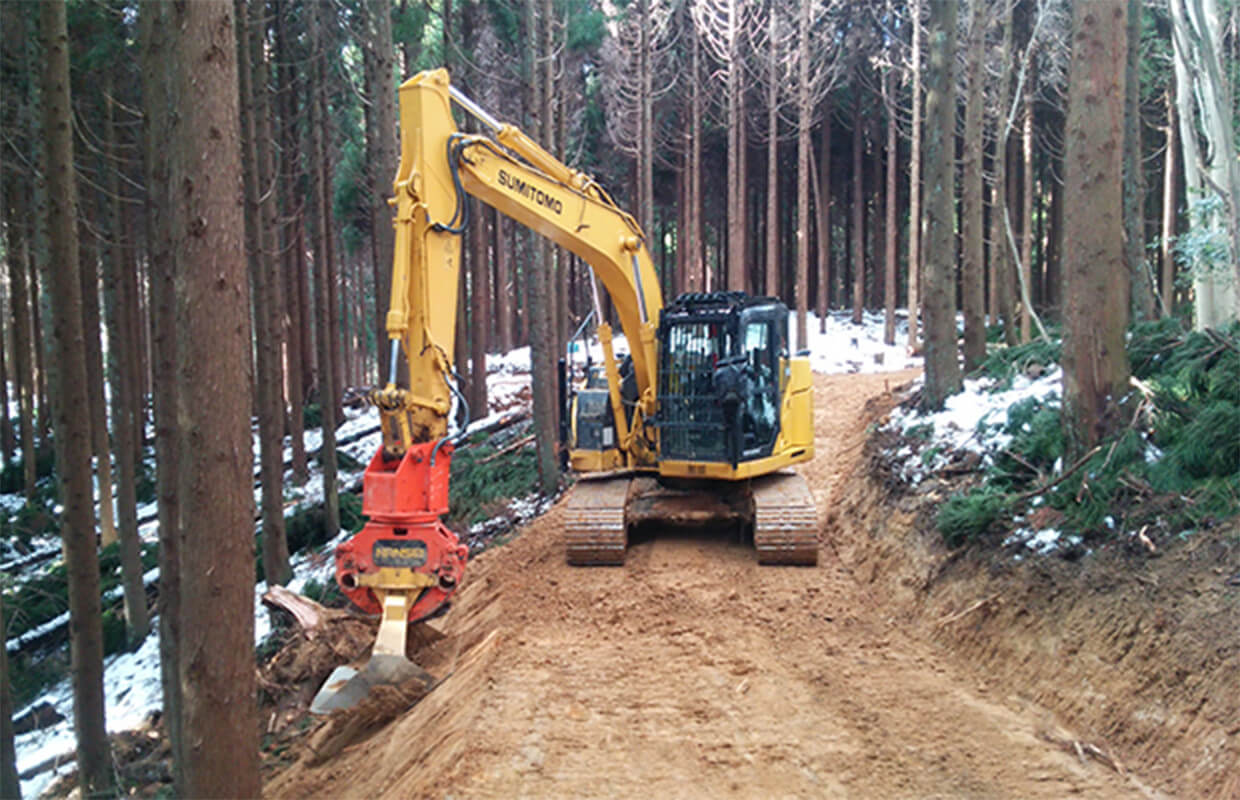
[313, 69, 816, 712]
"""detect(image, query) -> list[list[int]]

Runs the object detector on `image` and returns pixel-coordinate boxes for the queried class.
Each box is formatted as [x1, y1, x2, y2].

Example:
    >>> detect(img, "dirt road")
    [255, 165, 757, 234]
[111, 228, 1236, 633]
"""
[271, 372, 1158, 799]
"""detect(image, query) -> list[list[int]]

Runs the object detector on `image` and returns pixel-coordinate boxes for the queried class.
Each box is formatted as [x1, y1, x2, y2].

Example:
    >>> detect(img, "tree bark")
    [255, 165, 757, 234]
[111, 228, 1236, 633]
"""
[167, 0, 261, 794]
[688, 26, 703, 293]
[851, 72, 864, 324]
[922, 0, 962, 409]
[274, 0, 309, 484]
[470, 196, 489, 416]
[5, 179, 37, 500]
[1160, 87, 1178, 317]
[765, 5, 779, 300]
[726, 0, 744, 292]
[960, 0, 987, 369]
[102, 70, 151, 646]
[817, 108, 832, 332]
[1061, 0, 1131, 457]
[882, 67, 898, 347]
[1170, 0, 1238, 328]
[992, 6, 1016, 346]
[41, 1, 114, 793]
[795, 0, 810, 350]
[1021, 63, 1036, 340]
[138, 0, 183, 782]
[1123, 0, 1154, 322]
[907, 0, 923, 350]
[365, 0, 398, 375]
[245, 0, 291, 586]
[310, 0, 342, 540]
[77, 200, 117, 550]
[0, 596, 18, 799]
[494, 209, 512, 352]
[525, 0, 559, 492]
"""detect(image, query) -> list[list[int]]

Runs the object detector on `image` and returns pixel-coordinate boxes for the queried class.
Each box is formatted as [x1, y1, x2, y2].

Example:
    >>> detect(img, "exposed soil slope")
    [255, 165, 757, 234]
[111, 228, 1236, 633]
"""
[268, 372, 1162, 799]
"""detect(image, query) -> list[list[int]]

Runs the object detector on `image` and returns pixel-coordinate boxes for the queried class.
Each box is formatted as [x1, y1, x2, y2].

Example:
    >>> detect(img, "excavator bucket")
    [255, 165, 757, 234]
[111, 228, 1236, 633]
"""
[310, 590, 438, 714]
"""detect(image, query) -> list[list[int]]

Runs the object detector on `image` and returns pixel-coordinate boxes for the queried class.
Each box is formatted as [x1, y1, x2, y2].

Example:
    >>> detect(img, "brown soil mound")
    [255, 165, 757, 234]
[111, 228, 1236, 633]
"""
[842, 433, 1240, 800]
[267, 371, 1216, 798]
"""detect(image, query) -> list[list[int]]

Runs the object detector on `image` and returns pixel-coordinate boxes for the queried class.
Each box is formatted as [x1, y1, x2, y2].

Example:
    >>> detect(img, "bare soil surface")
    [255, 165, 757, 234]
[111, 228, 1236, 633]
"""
[268, 372, 1172, 799]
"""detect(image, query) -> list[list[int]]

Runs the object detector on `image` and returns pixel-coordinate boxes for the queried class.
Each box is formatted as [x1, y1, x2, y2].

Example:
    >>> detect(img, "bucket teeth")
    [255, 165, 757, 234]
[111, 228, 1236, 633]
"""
[752, 472, 819, 566]
[564, 476, 630, 565]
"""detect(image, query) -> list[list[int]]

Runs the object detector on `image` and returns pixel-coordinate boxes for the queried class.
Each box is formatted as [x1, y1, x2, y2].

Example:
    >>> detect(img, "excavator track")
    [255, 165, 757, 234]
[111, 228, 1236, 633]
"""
[564, 476, 632, 565]
[751, 472, 819, 566]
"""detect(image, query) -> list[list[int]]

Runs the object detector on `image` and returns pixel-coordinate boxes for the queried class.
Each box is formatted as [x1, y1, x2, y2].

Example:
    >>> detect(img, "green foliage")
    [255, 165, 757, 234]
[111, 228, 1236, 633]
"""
[7, 649, 66, 708]
[0, 445, 56, 494]
[280, 490, 365, 559]
[303, 402, 322, 431]
[972, 337, 1061, 381]
[988, 398, 1064, 489]
[2, 541, 158, 645]
[0, 498, 57, 550]
[301, 577, 345, 608]
[936, 486, 1011, 547]
[136, 458, 157, 505]
[100, 608, 128, 655]
[937, 321, 1240, 548]
[448, 438, 538, 526]
[1173, 194, 1233, 272]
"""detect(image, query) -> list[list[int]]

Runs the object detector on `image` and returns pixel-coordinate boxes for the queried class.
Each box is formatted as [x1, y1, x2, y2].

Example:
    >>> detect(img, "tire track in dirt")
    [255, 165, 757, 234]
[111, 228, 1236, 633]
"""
[269, 371, 1160, 799]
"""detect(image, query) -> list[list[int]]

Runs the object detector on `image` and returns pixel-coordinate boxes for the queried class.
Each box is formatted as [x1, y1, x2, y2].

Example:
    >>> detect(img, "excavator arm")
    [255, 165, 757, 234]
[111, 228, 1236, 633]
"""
[378, 69, 665, 461]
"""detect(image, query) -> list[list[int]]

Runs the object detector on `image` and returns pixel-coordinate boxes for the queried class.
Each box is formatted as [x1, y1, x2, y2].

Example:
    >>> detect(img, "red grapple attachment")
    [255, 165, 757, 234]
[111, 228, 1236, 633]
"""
[335, 441, 469, 623]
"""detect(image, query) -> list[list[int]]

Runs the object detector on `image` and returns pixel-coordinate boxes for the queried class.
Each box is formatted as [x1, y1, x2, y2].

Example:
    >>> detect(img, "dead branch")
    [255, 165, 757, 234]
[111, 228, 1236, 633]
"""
[934, 594, 1000, 628]
[479, 434, 535, 464]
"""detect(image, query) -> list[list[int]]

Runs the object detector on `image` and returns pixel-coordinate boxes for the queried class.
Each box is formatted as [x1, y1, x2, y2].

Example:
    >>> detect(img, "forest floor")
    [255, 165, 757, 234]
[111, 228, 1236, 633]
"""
[264, 370, 1237, 799]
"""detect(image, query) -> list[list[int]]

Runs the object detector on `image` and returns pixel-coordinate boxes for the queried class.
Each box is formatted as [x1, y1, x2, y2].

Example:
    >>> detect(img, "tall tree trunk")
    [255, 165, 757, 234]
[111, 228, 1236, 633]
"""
[0, 595, 18, 800]
[1061, 0, 1131, 457]
[1020, 65, 1036, 341]
[1170, 0, 1238, 328]
[247, 0, 291, 586]
[168, 1, 261, 794]
[139, 0, 183, 782]
[41, 1, 113, 793]
[883, 67, 898, 347]
[922, 0, 962, 409]
[688, 26, 703, 294]
[817, 108, 832, 331]
[6, 180, 36, 500]
[77, 205, 117, 549]
[274, 0, 308, 484]
[494, 208, 512, 352]
[1124, 0, 1153, 322]
[795, 0, 810, 349]
[310, 0, 341, 540]
[1160, 87, 1178, 317]
[960, 0, 986, 369]
[993, 7, 1016, 345]
[470, 197, 489, 416]
[907, 0, 923, 350]
[765, 5, 779, 300]
[101, 68, 152, 649]
[524, 0, 559, 492]
[0, 289, 11, 466]
[726, 0, 744, 292]
[366, 0, 398, 375]
[851, 74, 864, 324]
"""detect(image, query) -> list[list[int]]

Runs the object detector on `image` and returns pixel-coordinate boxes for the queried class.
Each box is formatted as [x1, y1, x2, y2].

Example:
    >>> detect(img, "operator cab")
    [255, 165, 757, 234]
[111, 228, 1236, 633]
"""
[656, 292, 788, 467]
